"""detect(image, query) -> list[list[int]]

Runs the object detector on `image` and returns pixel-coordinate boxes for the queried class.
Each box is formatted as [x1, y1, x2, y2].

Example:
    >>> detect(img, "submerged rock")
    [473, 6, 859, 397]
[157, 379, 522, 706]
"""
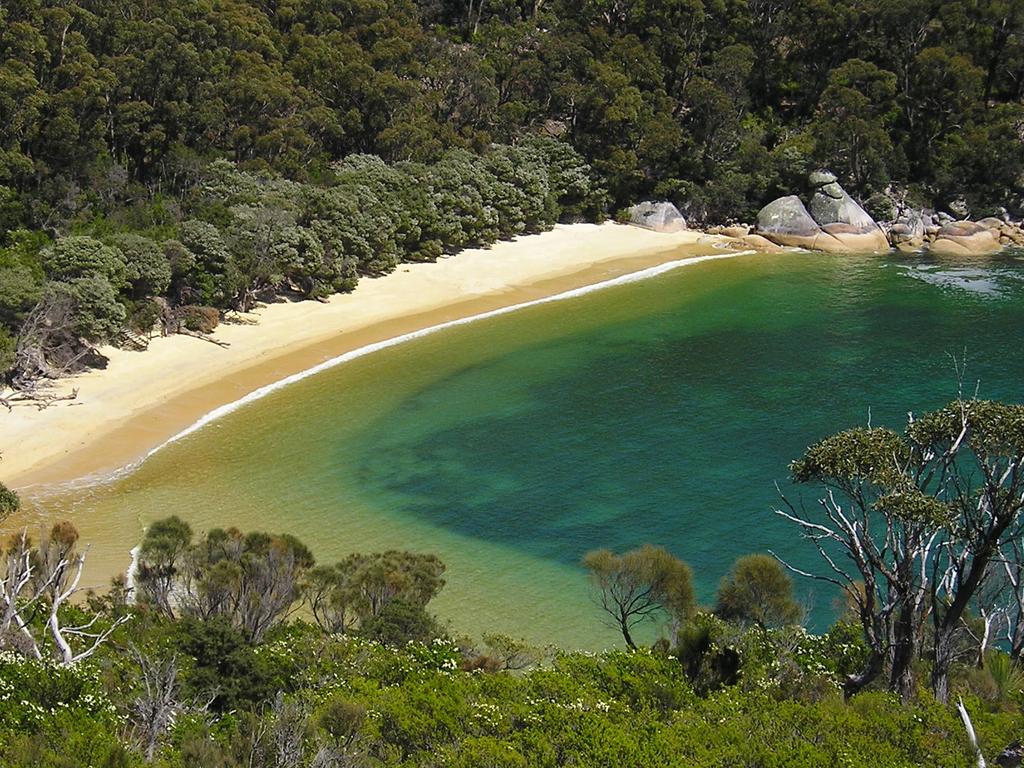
[627, 201, 687, 233]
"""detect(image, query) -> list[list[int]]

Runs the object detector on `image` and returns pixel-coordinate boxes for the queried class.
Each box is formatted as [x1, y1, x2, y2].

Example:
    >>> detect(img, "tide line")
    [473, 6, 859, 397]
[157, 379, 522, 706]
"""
[42, 248, 759, 491]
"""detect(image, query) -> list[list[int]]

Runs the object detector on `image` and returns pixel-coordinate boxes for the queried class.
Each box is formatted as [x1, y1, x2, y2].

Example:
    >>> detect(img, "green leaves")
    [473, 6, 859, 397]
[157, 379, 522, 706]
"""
[40, 237, 126, 288]
[908, 400, 1024, 459]
[48, 276, 127, 342]
[716, 554, 801, 630]
[873, 489, 953, 528]
[790, 427, 908, 486]
[0, 481, 18, 521]
[583, 544, 695, 649]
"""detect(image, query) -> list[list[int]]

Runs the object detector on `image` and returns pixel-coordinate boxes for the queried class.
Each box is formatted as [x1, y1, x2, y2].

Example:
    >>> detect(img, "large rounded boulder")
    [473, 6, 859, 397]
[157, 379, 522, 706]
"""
[929, 221, 1001, 256]
[626, 201, 687, 233]
[755, 195, 822, 249]
[807, 171, 889, 251]
[755, 172, 890, 253]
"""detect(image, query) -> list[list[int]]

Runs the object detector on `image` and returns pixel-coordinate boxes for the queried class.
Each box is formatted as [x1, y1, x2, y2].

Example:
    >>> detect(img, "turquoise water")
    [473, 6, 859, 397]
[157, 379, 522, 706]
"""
[28, 249, 1024, 648]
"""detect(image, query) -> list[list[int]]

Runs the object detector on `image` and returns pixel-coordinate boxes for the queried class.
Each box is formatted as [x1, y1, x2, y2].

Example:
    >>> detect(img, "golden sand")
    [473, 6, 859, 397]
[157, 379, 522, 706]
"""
[1, 223, 729, 488]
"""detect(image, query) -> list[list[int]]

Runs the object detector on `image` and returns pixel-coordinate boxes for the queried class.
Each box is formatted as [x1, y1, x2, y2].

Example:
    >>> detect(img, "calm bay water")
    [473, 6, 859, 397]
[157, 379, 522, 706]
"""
[25, 249, 1024, 648]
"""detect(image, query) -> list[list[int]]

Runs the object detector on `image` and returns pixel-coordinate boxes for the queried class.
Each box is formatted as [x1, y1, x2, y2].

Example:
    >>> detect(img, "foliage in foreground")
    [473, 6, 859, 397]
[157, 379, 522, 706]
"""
[5, 396, 1024, 764]
[0, 511, 1019, 766]
[0, 620, 1020, 768]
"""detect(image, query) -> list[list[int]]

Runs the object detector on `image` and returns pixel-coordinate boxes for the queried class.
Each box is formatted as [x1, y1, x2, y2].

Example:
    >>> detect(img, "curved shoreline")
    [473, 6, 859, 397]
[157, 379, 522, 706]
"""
[93, 248, 758, 488]
[2, 224, 750, 491]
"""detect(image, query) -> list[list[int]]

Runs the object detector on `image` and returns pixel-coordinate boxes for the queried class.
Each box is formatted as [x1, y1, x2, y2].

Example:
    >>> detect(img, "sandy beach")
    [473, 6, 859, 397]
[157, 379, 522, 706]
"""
[1, 222, 731, 489]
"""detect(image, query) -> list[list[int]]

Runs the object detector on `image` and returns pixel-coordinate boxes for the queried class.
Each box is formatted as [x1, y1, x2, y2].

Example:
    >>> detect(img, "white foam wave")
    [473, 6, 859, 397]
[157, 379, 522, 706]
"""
[49, 249, 759, 488]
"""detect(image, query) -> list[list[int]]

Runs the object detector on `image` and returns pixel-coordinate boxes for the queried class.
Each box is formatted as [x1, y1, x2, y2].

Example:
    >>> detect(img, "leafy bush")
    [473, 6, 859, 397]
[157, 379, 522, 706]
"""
[0, 482, 18, 520]
[176, 306, 220, 334]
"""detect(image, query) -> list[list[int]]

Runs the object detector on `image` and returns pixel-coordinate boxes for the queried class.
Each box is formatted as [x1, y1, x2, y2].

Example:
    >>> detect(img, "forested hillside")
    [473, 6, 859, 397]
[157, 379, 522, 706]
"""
[2, 0, 1020, 220]
[1, 0, 1022, 393]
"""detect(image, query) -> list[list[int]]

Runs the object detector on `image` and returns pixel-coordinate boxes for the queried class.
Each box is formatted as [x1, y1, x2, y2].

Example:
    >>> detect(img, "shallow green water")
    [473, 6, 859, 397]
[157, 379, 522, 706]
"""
[27, 248, 1024, 648]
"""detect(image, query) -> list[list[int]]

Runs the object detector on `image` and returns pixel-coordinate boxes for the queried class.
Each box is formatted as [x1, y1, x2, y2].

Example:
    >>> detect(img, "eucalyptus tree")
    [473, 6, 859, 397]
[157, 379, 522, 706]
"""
[912, 400, 1024, 703]
[136, 516, 193, 618]
[583, 544, 695, 650]
[777, 425, 936, 701]
[304, 550, 447, 636]
[778, 398, 1024, 703]
[0, 522, 130, 665]
[996, 537, 1024, 661]
[136, 519, 315, 643]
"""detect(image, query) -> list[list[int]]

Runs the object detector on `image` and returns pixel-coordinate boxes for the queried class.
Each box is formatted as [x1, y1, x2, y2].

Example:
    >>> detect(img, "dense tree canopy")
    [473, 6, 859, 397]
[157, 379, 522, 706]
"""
[0, 0, 1021, 392]
[3, 0, 1018, 219]
[0, 138, 604, 391]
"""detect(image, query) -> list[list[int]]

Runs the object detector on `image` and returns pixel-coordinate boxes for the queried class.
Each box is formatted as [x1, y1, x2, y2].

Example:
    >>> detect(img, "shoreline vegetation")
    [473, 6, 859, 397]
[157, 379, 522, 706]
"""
[0, 223, 729, 489]
[4, 390, 1024, 766]
[1, 0, 1024, 761]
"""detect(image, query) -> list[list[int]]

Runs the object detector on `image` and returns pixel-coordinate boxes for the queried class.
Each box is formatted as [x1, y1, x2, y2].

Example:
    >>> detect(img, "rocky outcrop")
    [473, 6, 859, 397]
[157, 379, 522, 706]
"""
[730, 173, 1020, 255]
[880, 209, 1021, 253]
[974, 217, 1024, 247]
[809, 173, 875, 231]
[627, 201, 687, 233]
[738, 233, 786, 252]
[807, 172, 889, 251]
[886, 214, 925, 252]
[929, 220, 1002, 256]
[755, 195, 822, 249]
[754, 175, 889, 253]
[998, 221, 1024, 247]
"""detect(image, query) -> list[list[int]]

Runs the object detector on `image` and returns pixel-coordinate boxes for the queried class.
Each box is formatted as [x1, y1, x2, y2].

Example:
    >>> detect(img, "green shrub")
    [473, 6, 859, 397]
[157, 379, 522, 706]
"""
[0, 482, 20, 520]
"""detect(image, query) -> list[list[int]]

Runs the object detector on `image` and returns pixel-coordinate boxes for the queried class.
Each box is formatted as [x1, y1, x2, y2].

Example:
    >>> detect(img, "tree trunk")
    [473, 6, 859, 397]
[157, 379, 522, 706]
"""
[619, 615, 636, 650]
[1012, 618, 1024, 662]
[890, 606, 918, 703]
[843, 649, 883, 699]
[932, 630, 954, 704]
[956, 697, 988, 768]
